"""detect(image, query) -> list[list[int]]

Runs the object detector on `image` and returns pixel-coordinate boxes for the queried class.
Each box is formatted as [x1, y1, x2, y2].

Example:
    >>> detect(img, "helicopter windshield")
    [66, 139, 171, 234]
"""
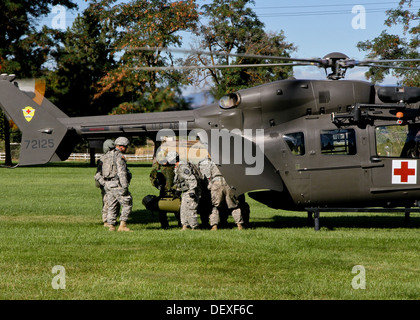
[376, 124, 420, 158]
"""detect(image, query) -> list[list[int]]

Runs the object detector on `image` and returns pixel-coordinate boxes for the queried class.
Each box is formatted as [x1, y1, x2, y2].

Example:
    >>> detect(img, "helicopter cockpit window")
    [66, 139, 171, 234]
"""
[320, 129, 356, 155]
[376, 124, 420, 158]
[283, 132, 305, 155]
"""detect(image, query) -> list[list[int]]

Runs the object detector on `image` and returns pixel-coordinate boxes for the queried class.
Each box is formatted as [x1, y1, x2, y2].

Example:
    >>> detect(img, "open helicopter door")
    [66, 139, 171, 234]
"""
[369, 122, 420, 206]
[196, 127, 284, 197]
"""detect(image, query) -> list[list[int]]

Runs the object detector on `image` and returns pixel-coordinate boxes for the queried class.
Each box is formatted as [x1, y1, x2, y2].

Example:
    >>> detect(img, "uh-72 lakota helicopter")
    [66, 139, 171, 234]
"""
[0, 49, 420, 229]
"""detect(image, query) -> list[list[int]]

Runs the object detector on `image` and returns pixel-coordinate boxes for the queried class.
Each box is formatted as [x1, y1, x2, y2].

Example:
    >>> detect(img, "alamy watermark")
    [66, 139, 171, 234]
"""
[155, 121, 265, 175]
[51, 265, 66, 289]
[51, 5, 67, 30]
[351, 5, 366, 30]
[351, 265, 366, 289]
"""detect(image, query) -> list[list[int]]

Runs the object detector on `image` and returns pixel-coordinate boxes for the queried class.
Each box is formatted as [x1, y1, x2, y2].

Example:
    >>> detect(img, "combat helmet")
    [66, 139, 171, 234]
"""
[166, 151, 179, 164]
[102, 139, 115, 153]
[115, 136, 129, 147]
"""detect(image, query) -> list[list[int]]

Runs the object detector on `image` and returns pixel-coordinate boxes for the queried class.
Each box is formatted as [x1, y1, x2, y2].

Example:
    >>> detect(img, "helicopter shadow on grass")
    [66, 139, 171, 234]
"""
[128, 209, 183, 230]
[252, 213, 420, 230]
[127, 208, 420, 230]
[128, 211, 420, 230]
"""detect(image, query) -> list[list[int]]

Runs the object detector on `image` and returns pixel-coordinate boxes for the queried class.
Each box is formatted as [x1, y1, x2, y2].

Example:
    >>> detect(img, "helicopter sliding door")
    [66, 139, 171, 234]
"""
[370, 123, 420, 204]
[273, 115, 370, 207]
[301, 115, 370, 206]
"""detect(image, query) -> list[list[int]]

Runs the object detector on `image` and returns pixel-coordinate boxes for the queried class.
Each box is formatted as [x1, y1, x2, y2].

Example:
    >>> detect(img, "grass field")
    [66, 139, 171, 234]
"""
[0, 162, 419, 300]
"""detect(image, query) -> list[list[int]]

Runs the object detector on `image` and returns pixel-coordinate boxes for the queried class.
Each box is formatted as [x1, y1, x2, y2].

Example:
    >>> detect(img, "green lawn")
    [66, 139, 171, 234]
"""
[0, 162, 419, 300]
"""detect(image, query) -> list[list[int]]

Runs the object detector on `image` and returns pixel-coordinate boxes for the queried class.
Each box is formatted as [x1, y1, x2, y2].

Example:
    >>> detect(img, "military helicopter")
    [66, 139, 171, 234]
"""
[1, 50, 420, 229]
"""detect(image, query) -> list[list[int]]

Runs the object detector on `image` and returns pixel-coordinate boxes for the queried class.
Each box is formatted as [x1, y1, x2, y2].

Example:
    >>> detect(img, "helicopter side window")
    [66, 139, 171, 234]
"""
[320, 129, 356, 155]
[283, 132, 305, 156]
[376, 124, 420, 158]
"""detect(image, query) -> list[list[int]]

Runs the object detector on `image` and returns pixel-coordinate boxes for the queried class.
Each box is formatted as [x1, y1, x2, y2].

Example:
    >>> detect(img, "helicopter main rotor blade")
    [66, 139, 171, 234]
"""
[129, 46, 322, 64]
[361, 64, 420, 71]
[127, 47, 419, 80]
[359, 58, 420, 64]
[132, 62, 313, 71]
[338, 59, 420, 69]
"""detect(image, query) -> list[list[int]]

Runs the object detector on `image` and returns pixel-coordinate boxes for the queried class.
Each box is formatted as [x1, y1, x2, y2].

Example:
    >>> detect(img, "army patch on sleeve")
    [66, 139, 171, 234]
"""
[184, 168, 191, 175]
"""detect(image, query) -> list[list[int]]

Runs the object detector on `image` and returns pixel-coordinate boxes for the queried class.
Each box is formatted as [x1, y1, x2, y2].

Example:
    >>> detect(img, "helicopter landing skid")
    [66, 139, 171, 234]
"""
[305, 207, 420, 231]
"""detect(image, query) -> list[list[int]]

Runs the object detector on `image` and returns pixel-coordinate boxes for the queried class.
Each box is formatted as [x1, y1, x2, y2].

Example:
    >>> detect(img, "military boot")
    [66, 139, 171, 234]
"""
[237, 224, 243, 230]
[118, 221, 132, 232]
[108, 224, 116, 231]
[211, 225, 218, 231]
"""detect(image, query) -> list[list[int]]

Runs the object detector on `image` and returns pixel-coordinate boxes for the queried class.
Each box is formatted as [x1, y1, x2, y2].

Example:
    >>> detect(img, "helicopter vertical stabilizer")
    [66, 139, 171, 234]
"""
[0, 76, 79, 166]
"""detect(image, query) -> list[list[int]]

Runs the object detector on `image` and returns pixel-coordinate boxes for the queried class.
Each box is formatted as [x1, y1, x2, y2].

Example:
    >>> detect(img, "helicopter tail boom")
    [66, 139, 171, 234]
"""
[0, 76, 80, 166]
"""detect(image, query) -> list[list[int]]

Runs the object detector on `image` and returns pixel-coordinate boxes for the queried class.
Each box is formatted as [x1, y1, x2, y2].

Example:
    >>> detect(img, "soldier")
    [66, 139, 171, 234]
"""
[94, 139, 118, 227]
[102, 136, 133, 232]
[174, 155, 201, 230]
[149, 150, 179, 228]
[207, 158, 244, 230]
[197, 156, 213, 229]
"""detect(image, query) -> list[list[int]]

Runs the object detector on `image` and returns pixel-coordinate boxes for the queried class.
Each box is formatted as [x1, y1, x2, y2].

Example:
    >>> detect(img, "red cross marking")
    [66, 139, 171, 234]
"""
[394, 161, 415, 183]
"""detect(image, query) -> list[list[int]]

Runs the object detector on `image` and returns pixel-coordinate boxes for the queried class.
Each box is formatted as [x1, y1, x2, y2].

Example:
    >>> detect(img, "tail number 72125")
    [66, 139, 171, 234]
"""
[24, 139, 55, 149]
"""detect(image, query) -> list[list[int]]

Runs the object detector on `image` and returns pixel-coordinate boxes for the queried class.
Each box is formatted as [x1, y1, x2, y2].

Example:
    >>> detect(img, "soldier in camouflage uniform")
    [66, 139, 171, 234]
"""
[174, 155, 201, 230]
[149, 151, 179, 228]
[207, 158, 244, 230]
[102, 136, 133, 232]
[94, 139, 119, 226]
[197, 156, 213, 229]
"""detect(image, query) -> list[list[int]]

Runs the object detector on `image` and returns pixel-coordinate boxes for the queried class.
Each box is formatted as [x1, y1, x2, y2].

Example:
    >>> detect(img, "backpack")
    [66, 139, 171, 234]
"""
[101, 151, 117, 179]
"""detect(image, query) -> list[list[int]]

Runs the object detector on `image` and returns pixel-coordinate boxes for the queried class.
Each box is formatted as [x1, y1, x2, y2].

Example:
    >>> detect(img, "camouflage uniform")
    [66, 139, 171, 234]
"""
[95, 162, 109, 224]
[95, 139, 119, 224]
[102, 148, 133, 227]
[174, 161, 201, 229]
[149, 158, 179, 228]
[207, 160, 243, 229]
[197, 158, 213, 228]
[150, 158, 176, 197]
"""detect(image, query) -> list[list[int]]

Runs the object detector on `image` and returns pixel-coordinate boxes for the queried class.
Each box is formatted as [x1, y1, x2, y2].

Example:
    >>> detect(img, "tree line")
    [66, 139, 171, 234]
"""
[0, 0, 418, 165]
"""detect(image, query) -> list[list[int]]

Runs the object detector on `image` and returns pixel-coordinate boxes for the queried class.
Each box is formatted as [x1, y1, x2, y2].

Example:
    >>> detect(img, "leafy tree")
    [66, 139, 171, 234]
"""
[45, 1, 119, 116]
[188, 0, 296, 98]
[357, 0, 419, 86]
[0, 0, 77, 165]
[0, 0, 77, 77]
[93, 0, 199, 113]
